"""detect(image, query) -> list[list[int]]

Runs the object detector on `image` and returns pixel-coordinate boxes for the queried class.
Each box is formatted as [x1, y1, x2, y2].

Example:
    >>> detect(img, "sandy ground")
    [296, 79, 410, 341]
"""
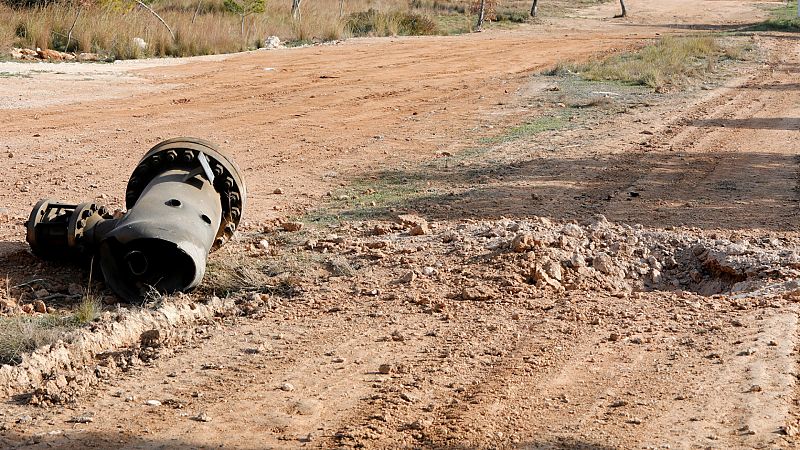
[2, 0, 800, 448]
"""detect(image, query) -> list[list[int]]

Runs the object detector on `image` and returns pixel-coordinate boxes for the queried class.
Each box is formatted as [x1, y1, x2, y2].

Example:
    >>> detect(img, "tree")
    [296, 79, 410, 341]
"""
[475, 0, 486, 31]
[530, 0, 538, 17]
[618, 0, 627, 17]
[136, 0, 175, 40]
[224, 0, 265, 36]
[291, 0, 301, 21]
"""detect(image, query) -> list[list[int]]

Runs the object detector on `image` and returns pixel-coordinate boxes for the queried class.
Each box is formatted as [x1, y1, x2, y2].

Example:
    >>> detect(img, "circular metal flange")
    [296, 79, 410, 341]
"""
[26, 198, 52, 253]
[124, 137, 246, 251]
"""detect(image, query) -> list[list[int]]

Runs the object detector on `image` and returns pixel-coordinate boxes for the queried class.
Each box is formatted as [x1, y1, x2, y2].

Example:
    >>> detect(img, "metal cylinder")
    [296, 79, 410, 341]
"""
[25, 137, 246, 301]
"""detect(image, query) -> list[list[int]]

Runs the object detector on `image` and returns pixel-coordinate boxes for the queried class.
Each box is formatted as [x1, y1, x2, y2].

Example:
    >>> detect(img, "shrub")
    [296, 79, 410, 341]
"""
[346, 8, 437, 37]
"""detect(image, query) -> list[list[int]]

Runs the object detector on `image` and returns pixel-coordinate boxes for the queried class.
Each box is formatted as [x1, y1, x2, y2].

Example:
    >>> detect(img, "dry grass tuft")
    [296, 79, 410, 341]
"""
[0, 314, 76, 365]
[552, 36, 749, 90]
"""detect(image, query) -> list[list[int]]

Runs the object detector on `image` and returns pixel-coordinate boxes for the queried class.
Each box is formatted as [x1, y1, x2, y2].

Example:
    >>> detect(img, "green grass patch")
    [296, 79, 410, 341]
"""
[750, 0, 800, 31]
[305, 171, 428, 224]
[481, 114, 569, 145]
[550, 36, 748, 90]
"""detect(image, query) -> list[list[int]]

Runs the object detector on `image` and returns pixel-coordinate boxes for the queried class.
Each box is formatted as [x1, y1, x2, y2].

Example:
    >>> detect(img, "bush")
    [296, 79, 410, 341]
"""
[574, 36, 729, 89]
[346, 8, 437, 36]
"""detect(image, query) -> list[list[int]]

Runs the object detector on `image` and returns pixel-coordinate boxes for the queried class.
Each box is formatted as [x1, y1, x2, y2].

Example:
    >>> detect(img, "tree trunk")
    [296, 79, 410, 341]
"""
[619, 0, 627, 17]
[192, 0, 203, 24]
[530, 0, 538, 17]
[240, 14, 245, 36]
[135, 0, 175, 40]
[66, 7, 81, 52]
[339, 0, 344, 17]
[291, 0, 302, 21]
[476, 0, 486, 31]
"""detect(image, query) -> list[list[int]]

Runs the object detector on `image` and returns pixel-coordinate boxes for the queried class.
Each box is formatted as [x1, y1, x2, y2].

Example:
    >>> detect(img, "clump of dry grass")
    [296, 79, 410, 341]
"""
[0, 294, 100, 366]
[0, 0, 444, 59]
[346, 8, 438, 36]
[552, 36, 749, 90]
[0, 313, 77, 366]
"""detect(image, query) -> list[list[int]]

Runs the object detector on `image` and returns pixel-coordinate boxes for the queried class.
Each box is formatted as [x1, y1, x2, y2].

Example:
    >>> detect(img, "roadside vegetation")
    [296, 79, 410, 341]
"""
[0, 294, 100, 365]
[752, 0, 800, 31]
[0, 0, 608, 60]
[549, 36, 750, 90]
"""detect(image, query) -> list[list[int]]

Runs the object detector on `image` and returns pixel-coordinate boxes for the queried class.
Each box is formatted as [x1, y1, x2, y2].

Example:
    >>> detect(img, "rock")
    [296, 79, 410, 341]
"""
[33, 300, 47, 314]
[0, 298, 16, 311]
[37, 48, 65, 60]
[133, 37, 147, 50]
[399, 271, 416, 284]
[510, 233, 536, 253]
[593, 253, 616, 275]
[461, 285, 493, 301]
[422, 266, 436, 276]
[280, 382, 295, 392]
[544, 260, 562, 282]
[12, 48, 38, 60]
[651, 269, 663, 284]
[263, 35, 282, 50]
[22, 304, 34, 314]
[561, 223, 584, 238]
[781, 424, 798, 437]
[193, 412, 212, 422]
[410, 223, 429, 236]
[532, 265, 561, 290]
[570, 253, 586, 268]
[282, 222, 303, 232]
[68, 414, 94, 424]
[409, 418, 432, 430]
[373, 224, 392, 235]
[140, 329, 161, 347]
[399, 391, 417, 403]
[34, 289, 49, 299]
[16, 415, 32, 424]
[77, 52, 100, 62]
[378, 364, 392, 374]
[145, 400, 162, 406]
[397, 214, 425, 226]
[258, 239, 269, 252]
[391, 330, 405, 341]
[273, 188, 284, 194]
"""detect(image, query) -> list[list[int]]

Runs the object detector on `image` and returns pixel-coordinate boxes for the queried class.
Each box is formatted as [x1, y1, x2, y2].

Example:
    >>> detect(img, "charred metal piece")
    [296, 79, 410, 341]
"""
[26, 138, 246, 301]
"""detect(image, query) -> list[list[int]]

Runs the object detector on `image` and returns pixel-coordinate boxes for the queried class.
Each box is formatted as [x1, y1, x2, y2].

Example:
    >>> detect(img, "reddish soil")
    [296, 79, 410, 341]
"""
[2, 0, 800, 449]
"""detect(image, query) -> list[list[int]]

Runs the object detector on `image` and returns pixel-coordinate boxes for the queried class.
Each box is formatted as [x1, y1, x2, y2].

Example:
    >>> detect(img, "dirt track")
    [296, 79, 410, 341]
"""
[2, 0, 800, 448]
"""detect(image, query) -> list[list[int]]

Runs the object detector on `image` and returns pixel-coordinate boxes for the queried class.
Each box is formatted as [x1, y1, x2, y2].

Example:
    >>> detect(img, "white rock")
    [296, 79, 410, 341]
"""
[133, 37, 147, 50]
[263, 35, 282, 50]
[561, 223, 583, 238]
[570, 253, 586, 268]
[145, 400, 161, 406]
[593, 253, 616, 275]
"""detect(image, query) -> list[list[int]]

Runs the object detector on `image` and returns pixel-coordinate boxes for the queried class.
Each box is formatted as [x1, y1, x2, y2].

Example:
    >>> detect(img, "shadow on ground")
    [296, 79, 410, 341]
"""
[330, 148, 798, 232]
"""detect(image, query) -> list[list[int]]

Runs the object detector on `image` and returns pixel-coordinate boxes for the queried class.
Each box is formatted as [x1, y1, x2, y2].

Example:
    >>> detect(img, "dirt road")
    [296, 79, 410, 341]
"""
[2, 0, 800, 449]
